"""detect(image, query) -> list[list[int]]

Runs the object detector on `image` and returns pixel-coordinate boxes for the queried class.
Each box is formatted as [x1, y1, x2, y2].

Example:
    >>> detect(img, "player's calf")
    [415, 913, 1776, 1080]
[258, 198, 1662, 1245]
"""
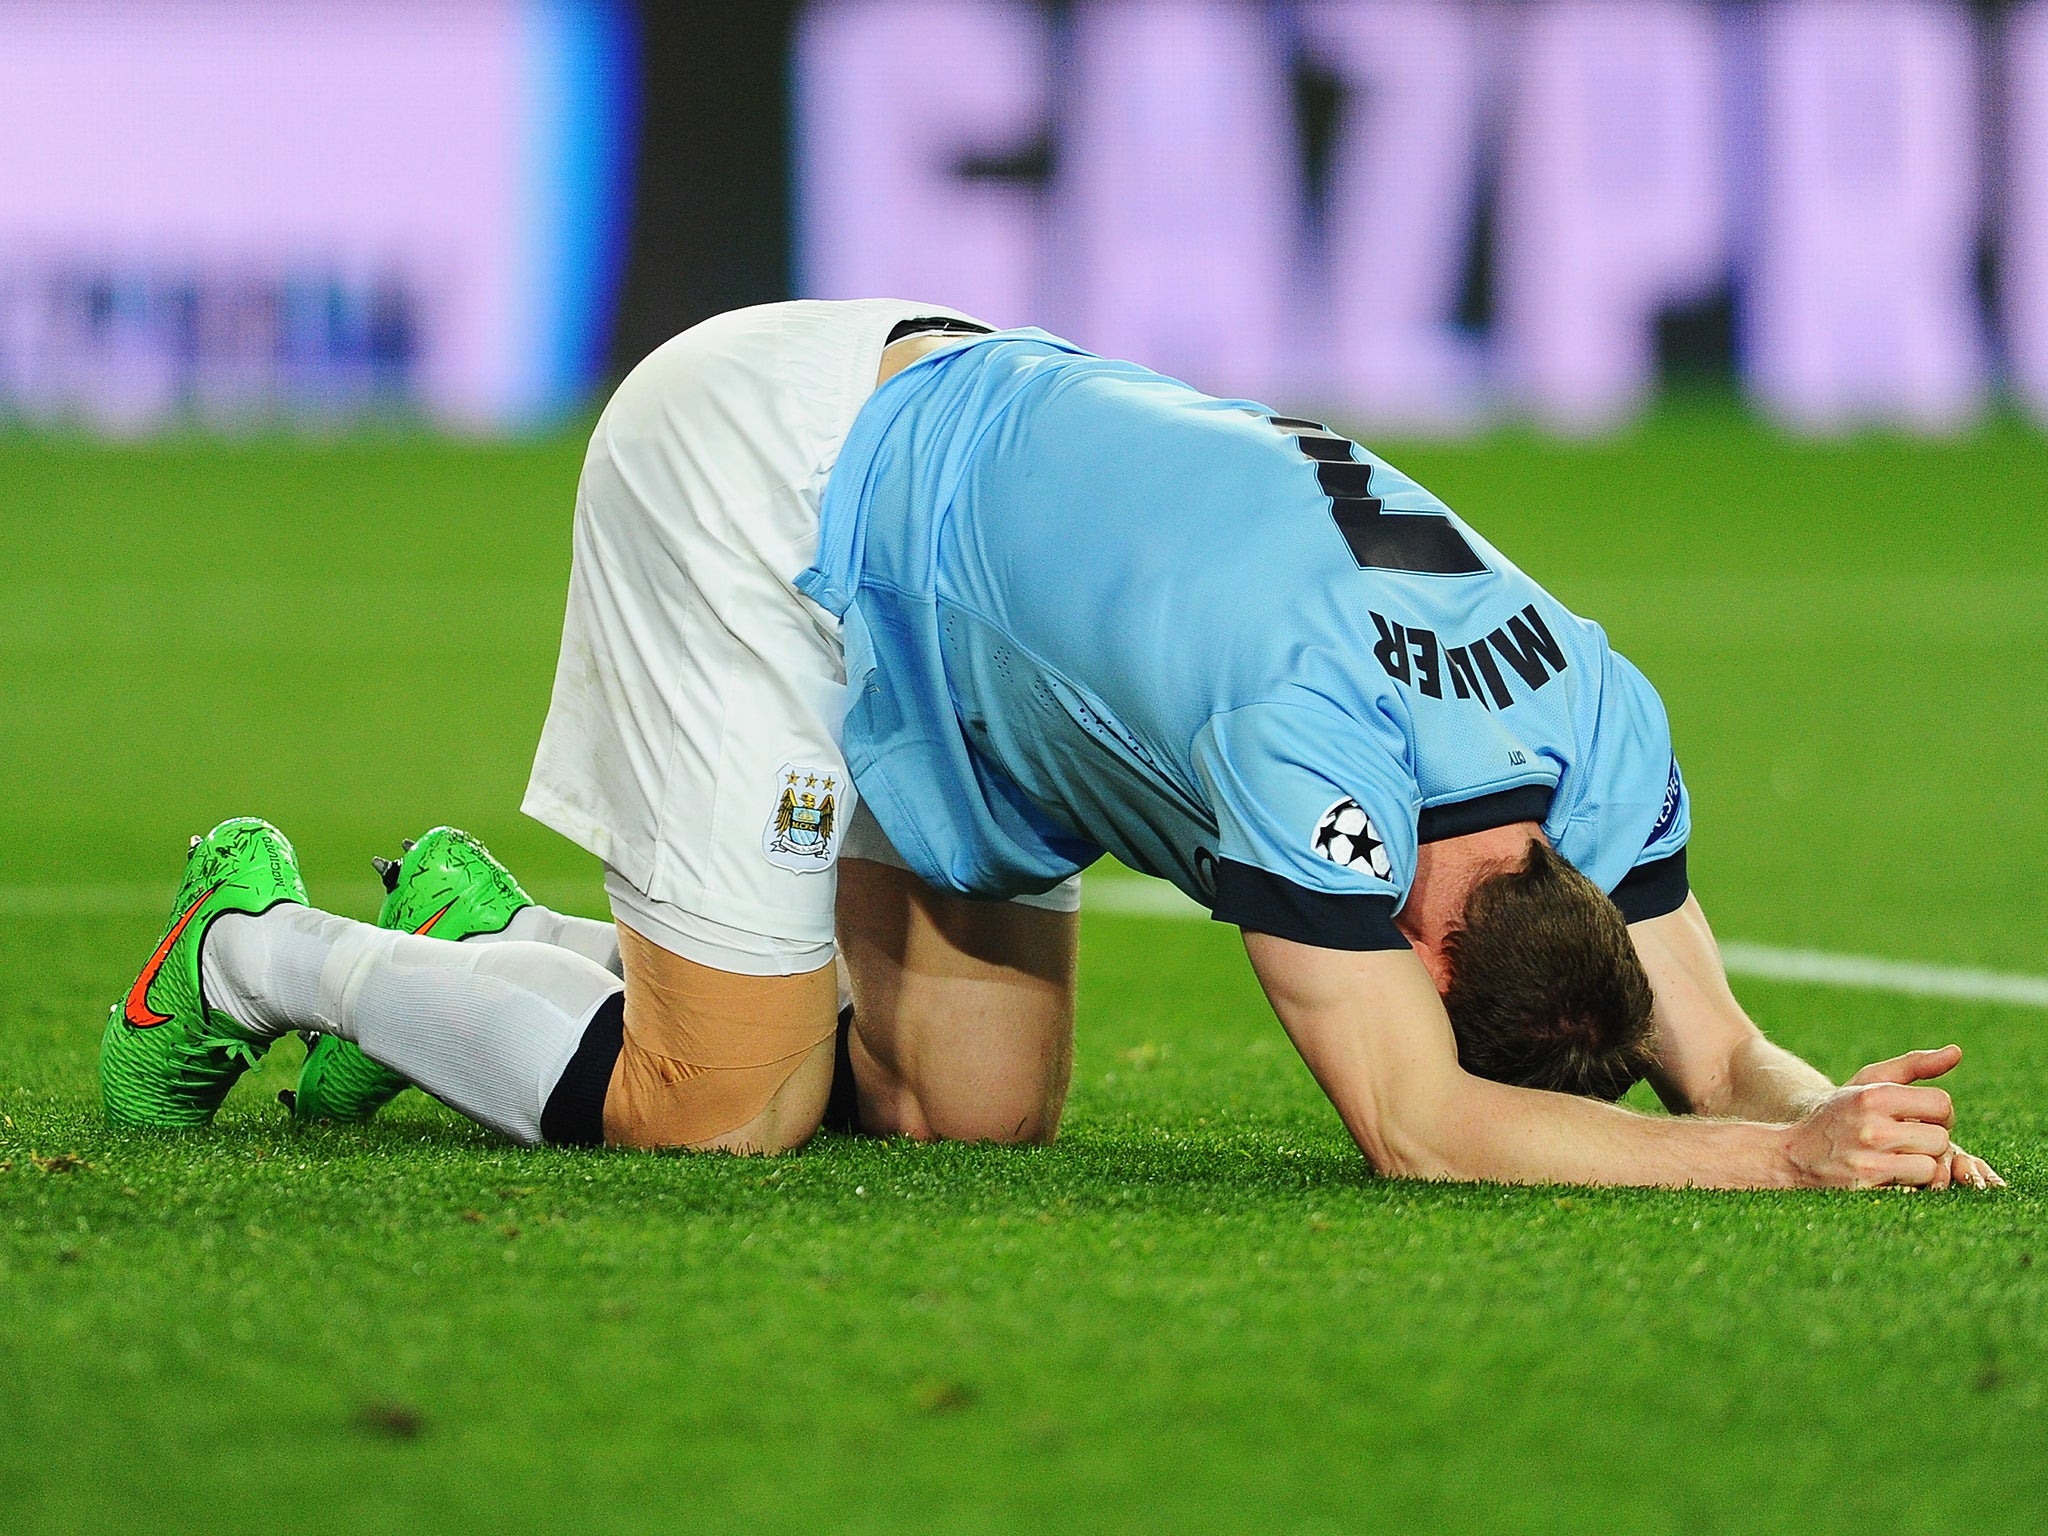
[106, 817, 836, 1152]
[290, 826, 537, 1123]
[291, 827, 627, 1126]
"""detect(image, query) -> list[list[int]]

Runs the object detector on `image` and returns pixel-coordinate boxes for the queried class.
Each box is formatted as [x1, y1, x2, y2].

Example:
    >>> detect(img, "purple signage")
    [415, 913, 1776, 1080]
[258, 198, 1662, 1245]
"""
[0, 0, 634, 433]
[797, 0, 2045, 435]
[1747, 0, 1987, 431]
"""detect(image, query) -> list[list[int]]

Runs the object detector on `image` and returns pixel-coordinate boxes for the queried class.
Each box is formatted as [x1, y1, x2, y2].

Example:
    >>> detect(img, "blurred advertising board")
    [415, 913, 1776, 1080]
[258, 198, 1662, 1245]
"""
[798, 0, 2048, 435]
[0, 0, 635, 433]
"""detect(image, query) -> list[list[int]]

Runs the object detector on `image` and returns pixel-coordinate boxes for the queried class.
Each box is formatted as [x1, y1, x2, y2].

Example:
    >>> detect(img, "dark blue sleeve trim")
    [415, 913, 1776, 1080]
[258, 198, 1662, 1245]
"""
[1611, 848, 1689, 924]
[1211, 860, 1410, 951]
[1416, 783, 1555, 843]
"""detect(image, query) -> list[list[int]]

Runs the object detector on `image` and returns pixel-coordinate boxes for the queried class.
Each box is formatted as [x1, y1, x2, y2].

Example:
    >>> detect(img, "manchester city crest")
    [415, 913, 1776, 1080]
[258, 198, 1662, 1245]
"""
[762, 762, 848, 874]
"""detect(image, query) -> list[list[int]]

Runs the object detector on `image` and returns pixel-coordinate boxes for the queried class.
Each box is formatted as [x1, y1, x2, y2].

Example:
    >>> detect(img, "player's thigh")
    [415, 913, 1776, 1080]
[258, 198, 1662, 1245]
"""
[603, 921, 838, 1154]
[527, 299, 928, 937]
[836, 857, 1079, 1145]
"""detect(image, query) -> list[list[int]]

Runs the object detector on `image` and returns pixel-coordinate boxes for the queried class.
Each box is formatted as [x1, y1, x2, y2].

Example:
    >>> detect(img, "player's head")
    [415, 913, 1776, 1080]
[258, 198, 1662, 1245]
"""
[1440, 839, 1656, 1101]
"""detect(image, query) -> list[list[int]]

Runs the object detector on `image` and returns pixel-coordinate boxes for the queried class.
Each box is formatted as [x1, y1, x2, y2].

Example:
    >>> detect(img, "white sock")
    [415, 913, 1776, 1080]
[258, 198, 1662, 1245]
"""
[466, 905, 622, 977]
[202, 905, 622, 1145]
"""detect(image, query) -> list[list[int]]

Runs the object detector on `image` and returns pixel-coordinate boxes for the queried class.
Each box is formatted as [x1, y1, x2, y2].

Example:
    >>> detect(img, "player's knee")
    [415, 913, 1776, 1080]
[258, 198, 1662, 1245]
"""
[932, 1085, 1061, 1146]
[681, 1032, 836, 1155]
[601, 926, 838, 1153]
[838, 1033, 934, 1142]
[603, 1028, 834, 1154]
[858, 1092, 1051, 1145]
[857, 1057, 1060, 1146]
[928, 1103, 1058, 1146]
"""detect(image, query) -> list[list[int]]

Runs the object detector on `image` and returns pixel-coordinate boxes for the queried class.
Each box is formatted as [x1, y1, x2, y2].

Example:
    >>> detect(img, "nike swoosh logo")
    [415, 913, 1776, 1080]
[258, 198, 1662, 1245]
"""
[123, 882, 224, 1028]
[413, 900, 458, 936]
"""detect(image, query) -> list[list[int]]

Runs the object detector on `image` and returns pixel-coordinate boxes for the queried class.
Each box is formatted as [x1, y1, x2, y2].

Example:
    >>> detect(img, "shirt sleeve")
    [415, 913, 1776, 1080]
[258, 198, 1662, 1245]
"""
[1554, 648, 1692, 923]
[1611, 754, 1691, 923]
[1190, 703, 1416, 951]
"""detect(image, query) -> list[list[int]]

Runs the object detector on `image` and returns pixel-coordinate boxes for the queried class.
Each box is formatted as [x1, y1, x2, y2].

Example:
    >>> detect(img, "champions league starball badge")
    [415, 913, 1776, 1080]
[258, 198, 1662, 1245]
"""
[1312, 798, 1391, 879]
[763, 763, 848, 874]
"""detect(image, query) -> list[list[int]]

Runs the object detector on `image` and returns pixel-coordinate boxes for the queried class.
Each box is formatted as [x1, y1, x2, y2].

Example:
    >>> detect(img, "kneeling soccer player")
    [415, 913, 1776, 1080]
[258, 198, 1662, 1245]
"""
[102, 300, 2001, 1189]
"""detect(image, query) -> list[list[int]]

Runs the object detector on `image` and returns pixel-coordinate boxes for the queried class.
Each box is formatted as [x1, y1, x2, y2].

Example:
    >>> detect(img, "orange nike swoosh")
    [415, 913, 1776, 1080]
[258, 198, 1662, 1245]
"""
[413, 900, 458, 936]
[123, 882, 224, 1028]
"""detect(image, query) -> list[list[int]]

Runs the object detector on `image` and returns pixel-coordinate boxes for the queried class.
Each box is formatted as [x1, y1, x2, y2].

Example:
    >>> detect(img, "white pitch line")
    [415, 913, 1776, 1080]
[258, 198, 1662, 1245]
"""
[1713, 942, 2048, 1010]
[8, 878, 2044, 1010]
[1080, 879, 2048, 1010]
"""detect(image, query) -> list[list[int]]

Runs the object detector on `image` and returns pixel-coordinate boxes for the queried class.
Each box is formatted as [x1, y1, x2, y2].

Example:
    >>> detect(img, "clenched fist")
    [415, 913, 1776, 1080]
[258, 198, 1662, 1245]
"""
[1783, 1045, 2000, 1189]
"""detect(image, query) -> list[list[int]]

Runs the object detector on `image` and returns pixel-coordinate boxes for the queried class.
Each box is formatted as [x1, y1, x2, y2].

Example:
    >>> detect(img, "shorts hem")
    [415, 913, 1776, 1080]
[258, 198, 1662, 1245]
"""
[605, 869, 836, 978]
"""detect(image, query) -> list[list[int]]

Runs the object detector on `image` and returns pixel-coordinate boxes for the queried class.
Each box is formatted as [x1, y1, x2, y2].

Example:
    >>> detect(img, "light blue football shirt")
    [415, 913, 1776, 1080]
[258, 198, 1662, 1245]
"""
[798, 331, 1689, 949]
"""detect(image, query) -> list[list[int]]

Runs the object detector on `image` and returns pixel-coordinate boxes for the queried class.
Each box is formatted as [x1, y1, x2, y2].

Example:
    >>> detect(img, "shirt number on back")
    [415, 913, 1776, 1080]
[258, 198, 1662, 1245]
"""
[1270, 417, 1487, 577]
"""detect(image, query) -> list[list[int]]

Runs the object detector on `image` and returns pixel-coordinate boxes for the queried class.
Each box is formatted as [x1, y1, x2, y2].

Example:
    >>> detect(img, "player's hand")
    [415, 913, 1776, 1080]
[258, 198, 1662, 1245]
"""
[1932, 1146, 2006, 1190]
[1848, 1044, 1964, 1090]
[1838, 1044, 2003, 1190]
[1784, 1047, 1960, 1188]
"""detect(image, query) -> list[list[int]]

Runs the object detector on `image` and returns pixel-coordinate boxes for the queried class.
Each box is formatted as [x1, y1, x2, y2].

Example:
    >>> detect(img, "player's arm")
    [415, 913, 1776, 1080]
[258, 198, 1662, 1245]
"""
[1243, 930, 1959, 1189]
[1628, 894, 1833, 1121]
[1626, 893, 2002, 1187]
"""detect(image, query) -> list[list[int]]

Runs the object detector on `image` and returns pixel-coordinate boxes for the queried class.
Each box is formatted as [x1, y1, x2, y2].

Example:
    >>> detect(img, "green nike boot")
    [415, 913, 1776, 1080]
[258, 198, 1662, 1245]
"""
[286, 826, 531, 1123]
[100, 817, 307, 1128]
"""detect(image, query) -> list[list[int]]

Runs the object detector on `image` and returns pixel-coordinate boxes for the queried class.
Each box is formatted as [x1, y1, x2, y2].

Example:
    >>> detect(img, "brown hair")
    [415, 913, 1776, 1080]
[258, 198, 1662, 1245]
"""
[1441, 840, 1656, 1101]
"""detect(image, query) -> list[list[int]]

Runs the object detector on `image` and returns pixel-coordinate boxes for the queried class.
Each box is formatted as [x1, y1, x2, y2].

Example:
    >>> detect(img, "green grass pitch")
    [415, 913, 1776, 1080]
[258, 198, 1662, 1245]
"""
[2, 405, 2044, 1533]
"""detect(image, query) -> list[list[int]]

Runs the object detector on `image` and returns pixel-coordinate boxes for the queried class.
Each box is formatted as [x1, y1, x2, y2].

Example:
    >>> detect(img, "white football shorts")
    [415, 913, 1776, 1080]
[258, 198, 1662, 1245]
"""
[523, 298, 1082, 976]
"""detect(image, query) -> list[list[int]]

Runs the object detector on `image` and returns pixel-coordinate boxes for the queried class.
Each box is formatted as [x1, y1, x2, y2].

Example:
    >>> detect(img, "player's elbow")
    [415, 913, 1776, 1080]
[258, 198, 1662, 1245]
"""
[1347, 1067, 1516, 1182]
[1347, 1105, 1467, 1182]
[1374, 1141, 1466, 1183]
